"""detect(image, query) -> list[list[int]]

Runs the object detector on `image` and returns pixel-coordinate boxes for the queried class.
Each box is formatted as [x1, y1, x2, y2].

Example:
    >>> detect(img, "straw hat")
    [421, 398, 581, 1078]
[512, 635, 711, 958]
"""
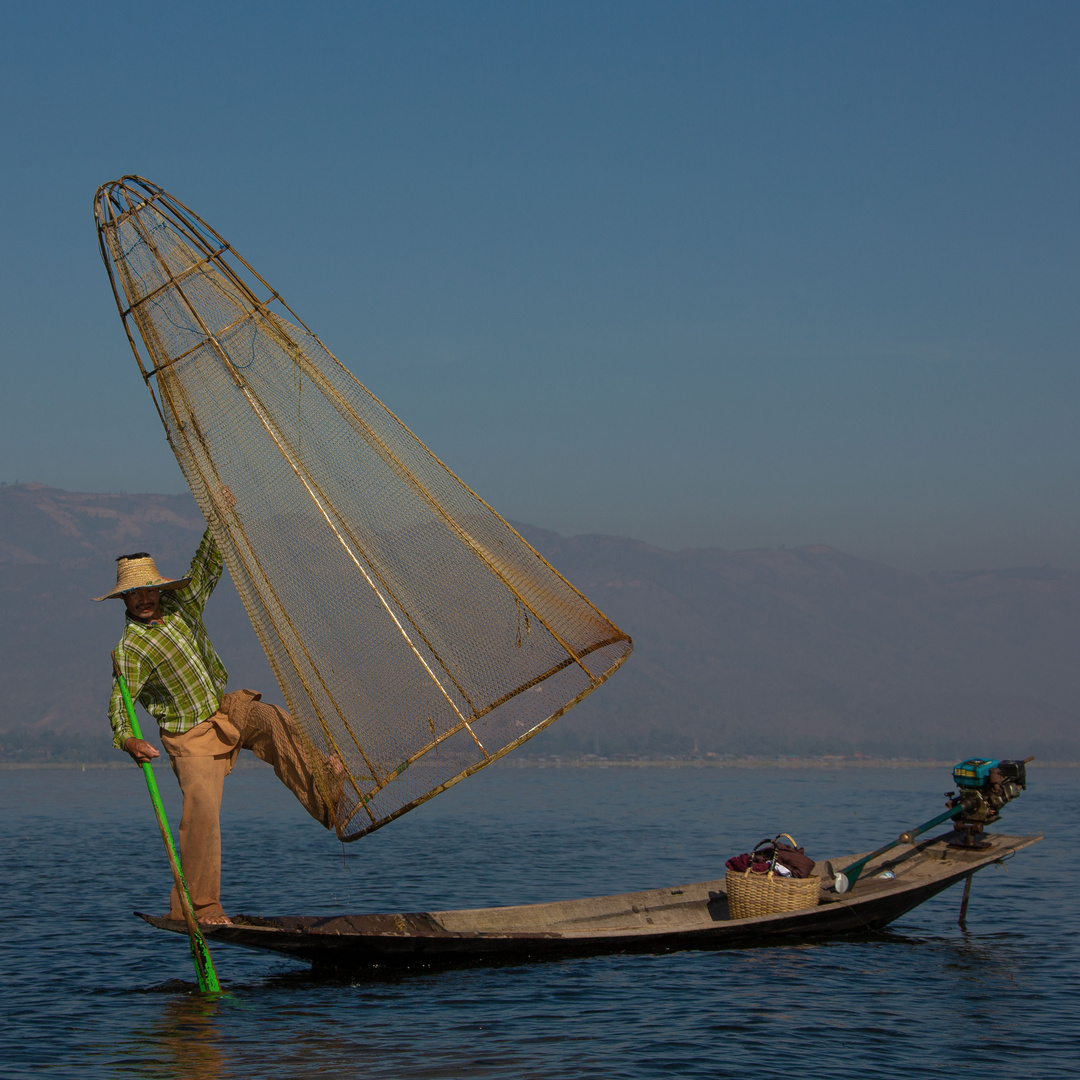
[93, 552, 190, 602]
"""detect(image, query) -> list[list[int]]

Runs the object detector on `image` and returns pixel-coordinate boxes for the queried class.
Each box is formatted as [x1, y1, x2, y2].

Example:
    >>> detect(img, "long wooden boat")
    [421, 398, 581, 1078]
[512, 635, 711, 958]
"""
[139, 830, 1038, 970]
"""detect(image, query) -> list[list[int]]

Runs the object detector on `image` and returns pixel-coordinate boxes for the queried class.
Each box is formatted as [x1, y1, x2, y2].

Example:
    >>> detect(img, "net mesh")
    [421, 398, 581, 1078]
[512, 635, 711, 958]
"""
[94, 177, 632, 839]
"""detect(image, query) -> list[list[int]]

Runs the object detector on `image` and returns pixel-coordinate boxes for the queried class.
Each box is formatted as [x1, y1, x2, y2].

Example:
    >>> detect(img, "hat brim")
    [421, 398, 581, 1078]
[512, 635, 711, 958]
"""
[93, 576, 191, 602]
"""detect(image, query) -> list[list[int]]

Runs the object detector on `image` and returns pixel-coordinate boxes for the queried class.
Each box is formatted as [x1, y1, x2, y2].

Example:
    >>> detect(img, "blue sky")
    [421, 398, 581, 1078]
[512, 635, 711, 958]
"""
[1, 1, 1077, 570]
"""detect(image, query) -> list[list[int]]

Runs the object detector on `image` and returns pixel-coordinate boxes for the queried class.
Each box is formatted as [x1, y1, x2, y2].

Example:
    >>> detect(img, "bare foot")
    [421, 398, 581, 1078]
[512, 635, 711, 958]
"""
[198, 915, 233, 927]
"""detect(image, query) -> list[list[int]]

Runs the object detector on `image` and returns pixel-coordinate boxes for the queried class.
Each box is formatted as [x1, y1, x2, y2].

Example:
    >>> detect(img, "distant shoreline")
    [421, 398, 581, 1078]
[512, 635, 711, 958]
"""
[3, 756, 1076, 770]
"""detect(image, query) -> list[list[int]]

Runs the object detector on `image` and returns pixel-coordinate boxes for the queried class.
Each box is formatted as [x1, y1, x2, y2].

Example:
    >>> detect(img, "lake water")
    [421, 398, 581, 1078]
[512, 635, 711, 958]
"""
[1, 761, 1076, 1079]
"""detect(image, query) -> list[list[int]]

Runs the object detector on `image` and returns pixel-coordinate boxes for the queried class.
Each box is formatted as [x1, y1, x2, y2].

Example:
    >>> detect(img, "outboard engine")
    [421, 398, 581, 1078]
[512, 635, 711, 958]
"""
[945, 757, 1030, 848]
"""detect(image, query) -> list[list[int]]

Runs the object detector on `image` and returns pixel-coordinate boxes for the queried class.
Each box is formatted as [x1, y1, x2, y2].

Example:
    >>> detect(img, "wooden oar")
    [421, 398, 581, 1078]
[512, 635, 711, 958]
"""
[112, 654, 222, 994]
[833, 805, 964, 893]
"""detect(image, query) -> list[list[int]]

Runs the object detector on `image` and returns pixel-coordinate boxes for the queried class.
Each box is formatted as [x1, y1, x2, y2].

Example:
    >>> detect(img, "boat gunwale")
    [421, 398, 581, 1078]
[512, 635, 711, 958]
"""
[138, 831, 1039, 952]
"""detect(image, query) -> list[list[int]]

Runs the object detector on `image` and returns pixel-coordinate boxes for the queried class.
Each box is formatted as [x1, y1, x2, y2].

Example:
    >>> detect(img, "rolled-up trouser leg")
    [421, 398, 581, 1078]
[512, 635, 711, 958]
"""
[168, 754, 230, 920]
[226, 698, 339, 830]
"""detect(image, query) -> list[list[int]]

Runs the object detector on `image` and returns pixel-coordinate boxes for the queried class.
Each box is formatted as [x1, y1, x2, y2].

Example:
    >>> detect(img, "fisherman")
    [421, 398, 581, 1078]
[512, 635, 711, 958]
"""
[97, 489, 340, 926]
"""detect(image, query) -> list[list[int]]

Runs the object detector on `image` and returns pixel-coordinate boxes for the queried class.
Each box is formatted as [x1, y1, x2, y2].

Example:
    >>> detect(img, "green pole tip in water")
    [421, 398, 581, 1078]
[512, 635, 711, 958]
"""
[112, 654, 222, 994]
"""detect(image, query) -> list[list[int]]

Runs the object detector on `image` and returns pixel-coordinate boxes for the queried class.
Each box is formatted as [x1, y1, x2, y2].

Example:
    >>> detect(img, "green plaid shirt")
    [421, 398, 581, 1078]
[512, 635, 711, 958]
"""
[108, 528, 229, 748]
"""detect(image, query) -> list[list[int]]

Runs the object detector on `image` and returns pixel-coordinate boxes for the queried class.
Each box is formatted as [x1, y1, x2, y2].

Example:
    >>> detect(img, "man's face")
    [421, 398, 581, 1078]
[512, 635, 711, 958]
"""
[123, 587, 163, 623]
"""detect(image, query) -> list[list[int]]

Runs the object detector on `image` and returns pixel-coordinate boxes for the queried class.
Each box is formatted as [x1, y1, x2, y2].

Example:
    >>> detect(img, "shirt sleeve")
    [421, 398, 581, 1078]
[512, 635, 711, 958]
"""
[109, 643, 148, 749]
[173, 527, 223, 614]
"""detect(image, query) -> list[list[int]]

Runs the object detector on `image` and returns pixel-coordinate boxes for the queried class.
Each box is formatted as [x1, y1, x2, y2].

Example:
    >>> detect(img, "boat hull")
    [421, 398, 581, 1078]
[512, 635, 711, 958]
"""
[138, 831, 1038, 969]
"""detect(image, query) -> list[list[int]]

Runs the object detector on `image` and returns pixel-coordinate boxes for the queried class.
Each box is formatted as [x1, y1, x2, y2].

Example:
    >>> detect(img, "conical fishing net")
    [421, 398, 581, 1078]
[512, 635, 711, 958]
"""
[94, 177, 632, 840]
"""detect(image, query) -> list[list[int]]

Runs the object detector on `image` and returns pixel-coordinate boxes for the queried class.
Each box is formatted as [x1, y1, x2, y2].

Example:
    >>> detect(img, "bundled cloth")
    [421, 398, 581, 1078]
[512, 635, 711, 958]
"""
[725, 834, 816, 879]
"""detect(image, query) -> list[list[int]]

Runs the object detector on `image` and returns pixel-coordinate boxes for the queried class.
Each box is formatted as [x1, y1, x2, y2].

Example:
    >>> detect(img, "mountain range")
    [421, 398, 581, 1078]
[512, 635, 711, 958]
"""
[1, 483, 1077, 762]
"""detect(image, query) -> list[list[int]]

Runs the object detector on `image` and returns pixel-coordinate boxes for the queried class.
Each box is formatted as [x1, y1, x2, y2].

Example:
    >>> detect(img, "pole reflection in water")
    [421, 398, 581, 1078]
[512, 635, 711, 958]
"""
[148, 994, 226, 1080]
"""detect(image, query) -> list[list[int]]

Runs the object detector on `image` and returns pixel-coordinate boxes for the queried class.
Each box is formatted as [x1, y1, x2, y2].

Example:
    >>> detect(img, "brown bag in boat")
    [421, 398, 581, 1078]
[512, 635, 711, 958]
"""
[771, 834, 816, 879]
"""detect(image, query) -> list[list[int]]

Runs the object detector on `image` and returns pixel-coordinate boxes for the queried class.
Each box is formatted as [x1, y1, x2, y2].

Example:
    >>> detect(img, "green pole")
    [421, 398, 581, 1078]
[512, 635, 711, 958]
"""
[112, 654, 221, 994]
[834, 805, 964, 893]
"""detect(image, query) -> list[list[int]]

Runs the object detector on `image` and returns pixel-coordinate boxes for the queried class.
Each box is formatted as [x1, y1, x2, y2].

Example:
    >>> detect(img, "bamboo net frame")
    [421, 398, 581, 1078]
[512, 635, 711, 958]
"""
[93, 176, 633, 840]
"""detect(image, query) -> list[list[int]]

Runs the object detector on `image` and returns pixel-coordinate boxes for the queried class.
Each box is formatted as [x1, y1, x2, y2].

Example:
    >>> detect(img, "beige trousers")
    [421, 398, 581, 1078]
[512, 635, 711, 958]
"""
[160, 690, 338, 920]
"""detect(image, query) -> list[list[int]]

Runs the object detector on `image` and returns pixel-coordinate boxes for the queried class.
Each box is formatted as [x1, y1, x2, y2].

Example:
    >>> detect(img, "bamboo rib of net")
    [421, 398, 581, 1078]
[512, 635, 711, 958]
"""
[94, 176, 633, 839]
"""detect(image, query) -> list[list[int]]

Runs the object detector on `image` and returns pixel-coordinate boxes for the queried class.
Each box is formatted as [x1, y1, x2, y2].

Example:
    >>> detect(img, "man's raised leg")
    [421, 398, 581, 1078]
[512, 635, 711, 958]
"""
[224, 694, 342, 830]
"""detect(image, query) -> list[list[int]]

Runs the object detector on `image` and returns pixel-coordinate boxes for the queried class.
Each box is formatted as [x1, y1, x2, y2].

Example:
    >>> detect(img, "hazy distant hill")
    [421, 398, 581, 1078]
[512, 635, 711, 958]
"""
[1, 483, 1077, 762]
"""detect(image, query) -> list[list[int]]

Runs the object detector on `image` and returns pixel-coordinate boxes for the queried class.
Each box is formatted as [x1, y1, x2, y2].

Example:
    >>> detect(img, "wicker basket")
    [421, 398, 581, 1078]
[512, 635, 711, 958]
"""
[726, 868, 822, 919]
